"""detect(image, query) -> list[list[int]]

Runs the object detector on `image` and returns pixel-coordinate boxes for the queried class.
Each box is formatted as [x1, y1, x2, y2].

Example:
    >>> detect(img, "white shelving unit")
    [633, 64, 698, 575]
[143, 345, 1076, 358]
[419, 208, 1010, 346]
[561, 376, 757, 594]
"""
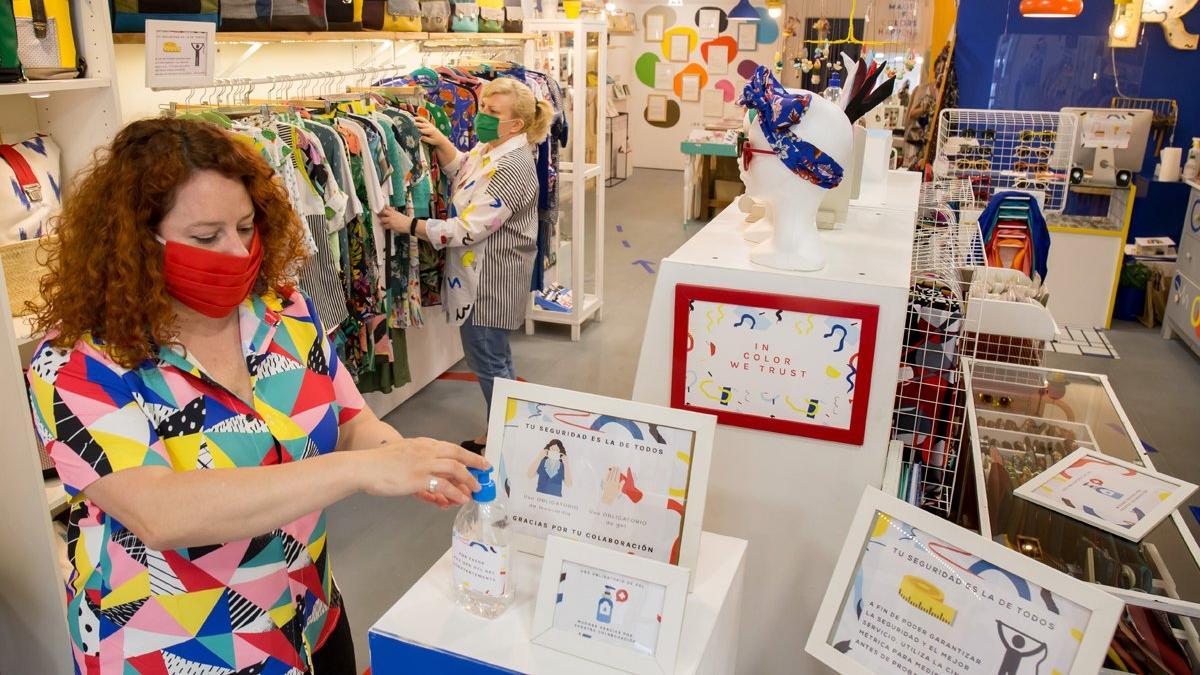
[523, 19, 606, 341]
[0, 0, 122, 669]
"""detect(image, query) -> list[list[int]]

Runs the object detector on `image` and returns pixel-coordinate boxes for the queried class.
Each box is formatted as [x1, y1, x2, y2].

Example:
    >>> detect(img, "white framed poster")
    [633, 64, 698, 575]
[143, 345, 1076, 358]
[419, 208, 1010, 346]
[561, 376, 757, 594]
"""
[671, 284, 879, 445]
[532, 536, 689, 675]
[485, 379, 715, 573]
[680, 74, 701, 102]
[1014, 448, 1197, 542]
[697, 8, 721, 39]
[144, 19, 215, 90]
[645, 13, 664, 41]
[647, 94, 669, 123]
[669, 33, 691, 63]
[736, 22, 757, 51]
[653, 61, 675, 90]
[807, 488, 1123, 675]
[707, 44, 730, 75]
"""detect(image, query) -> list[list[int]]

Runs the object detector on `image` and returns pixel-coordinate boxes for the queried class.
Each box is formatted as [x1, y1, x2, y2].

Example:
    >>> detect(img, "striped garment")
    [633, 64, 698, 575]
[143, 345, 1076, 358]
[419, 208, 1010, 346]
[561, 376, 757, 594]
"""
[425, 134, 539, 330]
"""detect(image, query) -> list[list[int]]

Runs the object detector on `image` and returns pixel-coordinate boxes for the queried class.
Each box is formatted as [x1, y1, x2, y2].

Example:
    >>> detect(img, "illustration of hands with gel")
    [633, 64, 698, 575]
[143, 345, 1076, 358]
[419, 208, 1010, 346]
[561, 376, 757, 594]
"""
[600, 466, 645, 506]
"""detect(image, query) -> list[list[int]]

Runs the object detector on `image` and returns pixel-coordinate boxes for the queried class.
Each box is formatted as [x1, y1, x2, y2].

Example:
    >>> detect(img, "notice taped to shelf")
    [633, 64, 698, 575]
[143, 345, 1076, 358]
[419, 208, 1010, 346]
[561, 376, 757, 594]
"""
[145, 19, 215, 90]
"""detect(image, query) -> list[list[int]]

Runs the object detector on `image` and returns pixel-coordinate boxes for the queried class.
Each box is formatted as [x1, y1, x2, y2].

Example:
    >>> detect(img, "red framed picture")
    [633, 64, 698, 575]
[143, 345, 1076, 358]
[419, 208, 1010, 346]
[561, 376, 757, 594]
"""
[670, 284, 879, 445]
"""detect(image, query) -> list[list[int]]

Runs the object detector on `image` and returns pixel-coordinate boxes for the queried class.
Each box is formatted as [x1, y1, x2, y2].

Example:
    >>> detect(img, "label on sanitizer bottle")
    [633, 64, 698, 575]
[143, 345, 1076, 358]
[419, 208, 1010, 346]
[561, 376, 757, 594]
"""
[452, 532, 509, 597]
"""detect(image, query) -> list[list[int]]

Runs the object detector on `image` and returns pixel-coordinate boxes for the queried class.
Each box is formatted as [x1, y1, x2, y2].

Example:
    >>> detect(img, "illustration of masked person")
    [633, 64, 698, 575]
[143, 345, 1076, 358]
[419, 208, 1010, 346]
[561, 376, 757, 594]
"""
[529, 439, 571, 497]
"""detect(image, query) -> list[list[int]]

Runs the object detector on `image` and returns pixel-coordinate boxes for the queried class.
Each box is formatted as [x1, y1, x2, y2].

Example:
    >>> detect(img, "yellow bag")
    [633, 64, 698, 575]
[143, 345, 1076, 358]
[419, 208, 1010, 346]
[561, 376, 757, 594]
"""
[363, 0, 422, 30]
[13, 0, 79, 80]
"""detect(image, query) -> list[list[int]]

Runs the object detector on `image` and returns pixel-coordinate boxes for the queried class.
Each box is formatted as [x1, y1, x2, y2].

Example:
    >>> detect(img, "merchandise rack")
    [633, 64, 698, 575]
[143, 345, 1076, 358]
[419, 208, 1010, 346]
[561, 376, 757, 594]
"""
[522, 19, 607, 341]
[934, 109, 1079, 213]
[112, 31, 539, 44]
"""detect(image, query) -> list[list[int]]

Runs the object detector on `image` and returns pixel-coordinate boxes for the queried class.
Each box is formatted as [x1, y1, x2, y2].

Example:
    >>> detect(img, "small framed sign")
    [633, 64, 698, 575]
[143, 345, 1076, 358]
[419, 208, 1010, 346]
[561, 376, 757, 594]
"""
[671, 284, 879, 444]
[1014, 448, 1197, 542]
[533, 536, 689, 675]
[807, 488, 1123, 675]
[144, 19, 215, 90]
[485, 379, 715, 572]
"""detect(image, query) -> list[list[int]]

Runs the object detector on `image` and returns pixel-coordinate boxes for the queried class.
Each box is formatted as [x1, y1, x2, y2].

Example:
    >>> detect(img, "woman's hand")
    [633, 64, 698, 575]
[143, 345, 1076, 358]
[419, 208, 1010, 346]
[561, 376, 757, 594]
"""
[355, 437, 490, 506]
[414, 116, 450, 149]
[379, 207, 413, 234]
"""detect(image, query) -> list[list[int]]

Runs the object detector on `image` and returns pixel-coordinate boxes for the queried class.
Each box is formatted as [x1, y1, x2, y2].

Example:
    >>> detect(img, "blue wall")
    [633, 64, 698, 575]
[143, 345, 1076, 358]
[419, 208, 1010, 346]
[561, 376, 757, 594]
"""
[955, 1, 1200, 240]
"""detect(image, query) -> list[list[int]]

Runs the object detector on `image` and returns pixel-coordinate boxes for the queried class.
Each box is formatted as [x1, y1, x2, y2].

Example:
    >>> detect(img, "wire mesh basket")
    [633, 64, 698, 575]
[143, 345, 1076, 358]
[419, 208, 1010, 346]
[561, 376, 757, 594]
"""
[934, 109, 1079, 213]
[1111, 95, 1179, 150]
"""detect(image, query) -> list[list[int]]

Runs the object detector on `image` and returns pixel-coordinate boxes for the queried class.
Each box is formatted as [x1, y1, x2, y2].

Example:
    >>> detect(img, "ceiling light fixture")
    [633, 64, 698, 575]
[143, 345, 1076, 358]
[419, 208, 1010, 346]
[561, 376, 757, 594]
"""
[1019, 0, 1083, 18]
[729, 0, 761, 21]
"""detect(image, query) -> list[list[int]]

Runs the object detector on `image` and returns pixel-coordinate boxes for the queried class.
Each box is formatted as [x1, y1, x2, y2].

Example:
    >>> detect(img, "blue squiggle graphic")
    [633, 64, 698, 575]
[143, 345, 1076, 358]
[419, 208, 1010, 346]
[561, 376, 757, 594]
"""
[734, 313, 756, 328]
[591, 416, 644, 440]
[845, 355, 858, 393]
[824, 324, 849, 352]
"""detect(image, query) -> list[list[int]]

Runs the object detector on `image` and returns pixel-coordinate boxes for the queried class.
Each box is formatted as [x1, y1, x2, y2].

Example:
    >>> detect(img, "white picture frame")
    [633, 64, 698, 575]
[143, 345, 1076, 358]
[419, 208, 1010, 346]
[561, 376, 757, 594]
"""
[806, 487, 1123, 675]
[532, 536, 690, 675]
[484, 379, 715, 575]
[144, 19, 216, 90]
[736, 22, 757, 51]
[645, 13, 664, 42]
[1013, 448, 1198, 542]
[680, 74, 701, 102]
[707, 44, 730, 75]
[669, 33, 691, 63]
[697, 8, 720, 39]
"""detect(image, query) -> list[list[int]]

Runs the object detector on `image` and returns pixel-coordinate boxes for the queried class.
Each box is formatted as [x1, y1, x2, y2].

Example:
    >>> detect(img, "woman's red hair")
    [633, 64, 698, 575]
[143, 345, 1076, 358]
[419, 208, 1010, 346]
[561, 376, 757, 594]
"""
[29, 118, 309, 369]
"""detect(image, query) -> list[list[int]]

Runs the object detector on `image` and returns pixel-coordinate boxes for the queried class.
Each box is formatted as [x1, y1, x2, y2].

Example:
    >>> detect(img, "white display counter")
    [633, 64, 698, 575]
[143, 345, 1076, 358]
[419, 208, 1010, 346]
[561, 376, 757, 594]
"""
[632, 185, 917, 672]
[368, 531, 747, 674]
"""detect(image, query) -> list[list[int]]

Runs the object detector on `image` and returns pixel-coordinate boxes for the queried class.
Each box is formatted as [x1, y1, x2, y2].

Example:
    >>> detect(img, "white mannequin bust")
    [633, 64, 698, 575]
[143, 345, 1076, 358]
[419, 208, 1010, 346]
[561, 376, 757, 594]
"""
[739, 89, 852, 271]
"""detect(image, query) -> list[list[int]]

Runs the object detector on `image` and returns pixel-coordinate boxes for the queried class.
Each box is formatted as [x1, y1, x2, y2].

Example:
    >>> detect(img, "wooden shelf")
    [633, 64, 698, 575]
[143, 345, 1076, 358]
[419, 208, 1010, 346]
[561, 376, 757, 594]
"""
[113, 31, 536, 45]
[0, 78, 113, 97]
[44, 477, 68, 515]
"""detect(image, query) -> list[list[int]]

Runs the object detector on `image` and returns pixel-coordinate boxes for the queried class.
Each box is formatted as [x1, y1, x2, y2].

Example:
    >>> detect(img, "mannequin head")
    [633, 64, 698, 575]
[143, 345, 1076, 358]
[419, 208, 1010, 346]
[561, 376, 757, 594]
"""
[737, 68, 853, 271]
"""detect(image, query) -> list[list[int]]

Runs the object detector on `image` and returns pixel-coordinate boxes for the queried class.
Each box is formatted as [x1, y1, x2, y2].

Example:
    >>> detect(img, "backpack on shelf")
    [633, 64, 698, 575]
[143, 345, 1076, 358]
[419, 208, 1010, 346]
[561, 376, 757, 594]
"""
[111, 0, 219, 33]
[0, 134, 62, 244]
[14, 0, 82, 79]
[1, 0, 23, 82]
[478, 0, 501, 32]
[420, 0, 448, 31]
[502, 0, 521, 32]
[450, 1, 477, 31]
[269, 0, 328, 31]
[326, 0, 362, 30]
[362, 0, 421, 30]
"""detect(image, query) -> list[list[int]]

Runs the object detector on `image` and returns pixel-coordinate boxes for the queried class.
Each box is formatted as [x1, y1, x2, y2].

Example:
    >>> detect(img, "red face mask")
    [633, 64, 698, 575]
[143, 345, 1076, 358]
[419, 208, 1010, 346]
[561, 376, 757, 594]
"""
[159, 231, 264, 318]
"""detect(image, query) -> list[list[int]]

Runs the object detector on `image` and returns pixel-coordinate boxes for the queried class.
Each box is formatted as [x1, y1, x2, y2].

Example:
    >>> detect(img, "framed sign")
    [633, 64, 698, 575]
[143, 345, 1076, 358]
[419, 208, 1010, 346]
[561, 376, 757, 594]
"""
[671, 284, 879, 444]
[485, 379, 715, 572]
[144, 19, 215, 90]
[807, 488, 1123, 675]
[532, 536, 689, 675]
[736, 22, 757, 51]
[1014, 449, 1198, 542]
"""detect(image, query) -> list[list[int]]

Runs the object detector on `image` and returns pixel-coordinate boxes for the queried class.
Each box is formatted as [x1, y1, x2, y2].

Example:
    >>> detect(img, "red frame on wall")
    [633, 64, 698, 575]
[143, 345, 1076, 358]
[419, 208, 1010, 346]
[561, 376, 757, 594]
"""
[670, 284, 880, 445]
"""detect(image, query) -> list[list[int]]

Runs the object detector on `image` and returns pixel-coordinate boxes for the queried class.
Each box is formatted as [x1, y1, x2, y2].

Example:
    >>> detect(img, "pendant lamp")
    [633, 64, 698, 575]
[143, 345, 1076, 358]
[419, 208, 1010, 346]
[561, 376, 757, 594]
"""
[1019, 0, 1083, 17]
[729, 0, 760, 21]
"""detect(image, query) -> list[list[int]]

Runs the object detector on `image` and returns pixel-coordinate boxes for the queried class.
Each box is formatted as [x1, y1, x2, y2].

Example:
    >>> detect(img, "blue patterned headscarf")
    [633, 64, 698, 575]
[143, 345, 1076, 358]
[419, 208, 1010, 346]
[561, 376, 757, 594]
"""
[739, 66, 844, 190]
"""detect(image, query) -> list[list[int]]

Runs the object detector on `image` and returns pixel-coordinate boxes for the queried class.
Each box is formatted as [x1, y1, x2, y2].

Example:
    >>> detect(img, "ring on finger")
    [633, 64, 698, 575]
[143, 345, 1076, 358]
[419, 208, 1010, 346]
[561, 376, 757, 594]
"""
[427, 477, 439, 493]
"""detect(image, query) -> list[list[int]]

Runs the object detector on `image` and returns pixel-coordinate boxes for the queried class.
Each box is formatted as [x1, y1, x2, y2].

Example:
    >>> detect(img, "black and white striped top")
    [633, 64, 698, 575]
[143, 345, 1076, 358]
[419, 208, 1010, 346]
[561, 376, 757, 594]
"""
[425, 134, 539, 331]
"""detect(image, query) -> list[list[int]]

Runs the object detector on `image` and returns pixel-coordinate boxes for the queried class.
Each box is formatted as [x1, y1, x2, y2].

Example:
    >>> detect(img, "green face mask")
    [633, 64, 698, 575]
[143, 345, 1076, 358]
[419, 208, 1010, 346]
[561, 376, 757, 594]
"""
[474, 112, 508, 143]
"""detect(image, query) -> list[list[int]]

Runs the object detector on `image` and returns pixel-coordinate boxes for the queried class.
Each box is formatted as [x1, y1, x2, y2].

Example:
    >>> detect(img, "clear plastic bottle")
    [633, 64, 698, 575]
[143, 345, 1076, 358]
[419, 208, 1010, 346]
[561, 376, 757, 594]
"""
[451, 467, 514, 619]
[1184, 138, 1200, 181]
[822, 71, 843, 103]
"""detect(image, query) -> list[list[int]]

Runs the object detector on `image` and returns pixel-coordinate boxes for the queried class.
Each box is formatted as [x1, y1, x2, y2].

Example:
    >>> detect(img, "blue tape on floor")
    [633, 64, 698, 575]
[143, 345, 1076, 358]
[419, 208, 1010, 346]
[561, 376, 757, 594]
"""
[621, 239, 631, 248]
[632, 259, 656, 274]
[615, 224, 624, 232]
[1190, 506, 1200, 527]
[1143, 442, 1158, 453]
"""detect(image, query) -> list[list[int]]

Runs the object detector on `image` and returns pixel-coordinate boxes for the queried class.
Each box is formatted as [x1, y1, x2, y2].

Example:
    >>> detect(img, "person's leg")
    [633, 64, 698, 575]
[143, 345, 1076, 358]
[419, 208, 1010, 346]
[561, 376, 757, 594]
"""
[310, 606, 356, 675]
[459, 318, 514, 446]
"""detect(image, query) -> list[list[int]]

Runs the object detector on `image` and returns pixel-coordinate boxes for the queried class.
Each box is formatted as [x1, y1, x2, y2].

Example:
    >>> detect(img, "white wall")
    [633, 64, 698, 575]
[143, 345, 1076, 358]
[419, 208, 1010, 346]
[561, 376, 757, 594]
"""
[609, 0, 782, 171]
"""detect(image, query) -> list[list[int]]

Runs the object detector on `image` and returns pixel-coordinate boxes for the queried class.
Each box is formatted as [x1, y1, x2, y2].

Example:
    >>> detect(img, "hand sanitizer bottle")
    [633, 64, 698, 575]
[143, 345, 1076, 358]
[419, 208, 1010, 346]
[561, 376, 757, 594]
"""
[452, 467, 514, 619]
[1184, 138, 1200, 181]
[822, 71, 843, 103]
[596, 585, 615, 624]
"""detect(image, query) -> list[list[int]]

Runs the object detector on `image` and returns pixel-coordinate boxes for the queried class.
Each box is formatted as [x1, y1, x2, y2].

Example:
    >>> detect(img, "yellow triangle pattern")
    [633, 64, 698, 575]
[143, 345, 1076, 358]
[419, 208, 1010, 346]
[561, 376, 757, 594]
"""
[162, 434, 202, 472]
[88, 429, 152, 471]
[308, 533, 327, 563]
[281, 316, 317, 354]
[102, 571, 150, 609]
[270, 603, 296, 628]
[254, 399, 307, 442]
[205, 440, 237, 469]
[157, 588, 224, 636]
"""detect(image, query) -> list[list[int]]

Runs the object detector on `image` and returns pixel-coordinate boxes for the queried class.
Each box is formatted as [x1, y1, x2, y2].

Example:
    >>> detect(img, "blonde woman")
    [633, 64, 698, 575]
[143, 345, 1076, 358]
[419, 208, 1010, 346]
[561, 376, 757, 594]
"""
[381, 77, 553, 453]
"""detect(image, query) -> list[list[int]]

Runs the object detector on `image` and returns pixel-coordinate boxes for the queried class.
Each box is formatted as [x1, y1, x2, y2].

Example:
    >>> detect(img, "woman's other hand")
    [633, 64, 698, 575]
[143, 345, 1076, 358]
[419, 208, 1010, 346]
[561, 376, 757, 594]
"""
[379, 207, 413, 233]
[355, 438, 490, 506]
[414, 116, 450, 149]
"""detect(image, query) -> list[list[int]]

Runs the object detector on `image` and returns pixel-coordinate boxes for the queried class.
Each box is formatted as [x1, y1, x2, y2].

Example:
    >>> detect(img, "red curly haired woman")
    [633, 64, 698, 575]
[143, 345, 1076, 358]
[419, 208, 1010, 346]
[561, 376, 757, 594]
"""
[24, 119, 487, 674]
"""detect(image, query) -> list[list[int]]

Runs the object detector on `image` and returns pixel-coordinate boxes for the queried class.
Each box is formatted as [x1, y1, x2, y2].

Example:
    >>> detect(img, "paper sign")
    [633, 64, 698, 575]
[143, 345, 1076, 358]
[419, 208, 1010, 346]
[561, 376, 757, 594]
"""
[647, 94, 669, 122]
[697, 8, 721, 39]
[553, 561, 667, 655]
[1081, 114, 1134, 149]
[144, 19, 215, 90]
[708, 44, 730, 75]
[669, 33, 690, 62]
[653, 61, 675, 90]
[1014, 449, 1198, 542]
[736, 22, 757, 51]
[702, 89, 723, 118]
[645, 13, 664, 41]
[680, 74, 700, 102]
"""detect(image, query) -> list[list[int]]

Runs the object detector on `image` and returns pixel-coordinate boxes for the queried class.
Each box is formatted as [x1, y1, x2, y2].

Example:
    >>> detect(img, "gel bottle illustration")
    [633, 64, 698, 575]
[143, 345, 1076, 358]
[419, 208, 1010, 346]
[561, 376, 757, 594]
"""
[597, 586, 616, 624]
[452, 467, 514, 619]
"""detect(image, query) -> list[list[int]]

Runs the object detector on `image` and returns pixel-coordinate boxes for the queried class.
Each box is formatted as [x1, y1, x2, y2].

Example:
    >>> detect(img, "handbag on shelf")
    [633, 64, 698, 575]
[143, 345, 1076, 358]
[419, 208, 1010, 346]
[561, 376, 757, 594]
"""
[219, 0, 268, 30]
[111, 0, 218, 33]
[1, 0, 23, 83]
[502, 1, 521, 32]
[325, 0, 362, 30]
[0, 134, 62, 245]
[419, 0, 447, 31]
[14, 0, 81, 79]
[477, 0, 501, 32]
[450, 1, 476, 32]
[362, 0, 421, 31]
[270, 0, 328, 30]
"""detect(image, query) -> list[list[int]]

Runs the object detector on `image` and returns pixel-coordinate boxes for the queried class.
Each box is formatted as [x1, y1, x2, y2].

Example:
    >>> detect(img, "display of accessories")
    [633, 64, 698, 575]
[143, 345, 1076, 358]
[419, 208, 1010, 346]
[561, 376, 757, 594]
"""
[14, 0, 81, 79]
[0, 134, 62, 244]
[111, 0, 219, 33]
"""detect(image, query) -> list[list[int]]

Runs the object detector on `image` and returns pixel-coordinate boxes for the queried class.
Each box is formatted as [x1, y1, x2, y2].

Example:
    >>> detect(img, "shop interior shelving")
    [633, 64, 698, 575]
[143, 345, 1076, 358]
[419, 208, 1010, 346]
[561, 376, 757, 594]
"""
[112, 31, 538, 44]
[522, 19, 607, 341]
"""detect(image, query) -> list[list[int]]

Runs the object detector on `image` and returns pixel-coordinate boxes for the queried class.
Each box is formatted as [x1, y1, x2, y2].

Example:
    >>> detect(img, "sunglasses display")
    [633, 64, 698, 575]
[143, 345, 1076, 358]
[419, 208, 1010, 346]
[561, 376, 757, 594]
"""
[1020, 129, 1058, 142]
[1014, 145, 1053, 159]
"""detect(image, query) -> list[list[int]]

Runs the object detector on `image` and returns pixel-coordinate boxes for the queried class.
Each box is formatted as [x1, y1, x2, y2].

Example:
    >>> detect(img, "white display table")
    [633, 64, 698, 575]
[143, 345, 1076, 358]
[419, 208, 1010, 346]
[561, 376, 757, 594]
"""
[632, 195, 917, 673]
[368, 531, 747, 674]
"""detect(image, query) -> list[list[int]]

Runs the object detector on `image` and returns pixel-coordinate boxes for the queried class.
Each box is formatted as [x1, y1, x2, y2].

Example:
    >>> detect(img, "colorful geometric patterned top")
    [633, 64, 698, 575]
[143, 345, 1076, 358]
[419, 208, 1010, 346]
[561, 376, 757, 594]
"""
[26, 289, 365, 675]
